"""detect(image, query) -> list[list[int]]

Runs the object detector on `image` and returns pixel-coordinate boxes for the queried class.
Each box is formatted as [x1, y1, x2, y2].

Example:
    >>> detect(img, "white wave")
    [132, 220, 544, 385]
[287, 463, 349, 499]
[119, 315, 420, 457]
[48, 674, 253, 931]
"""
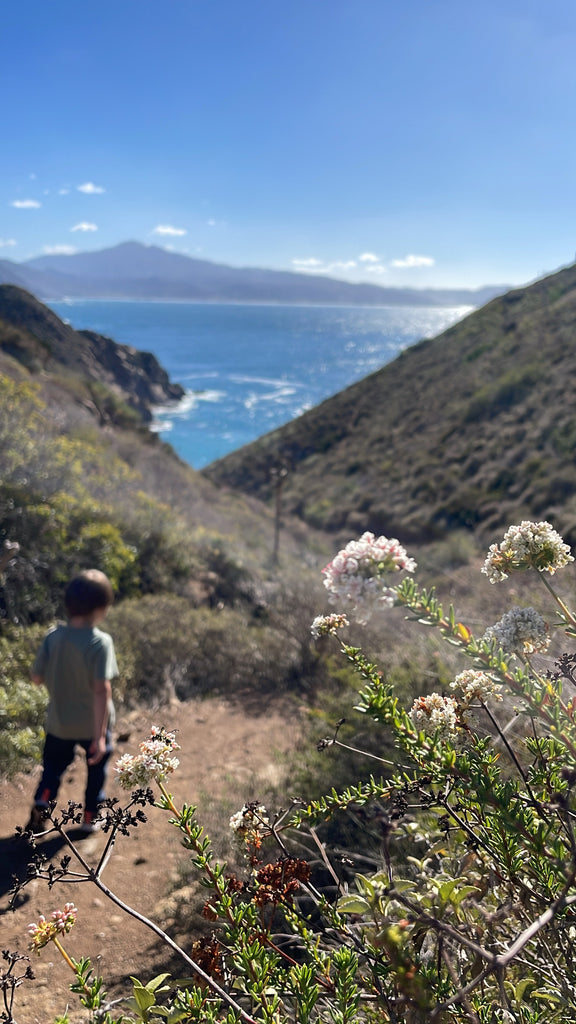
[154, 388, 225, 417]
[195, 389, 225, 403]
[152, 388, 226, 435]
[178, 370, 220, 382]
[229, 373, 300, 388]
[243, 386, 297, 410]
[150, 419, 173, 433]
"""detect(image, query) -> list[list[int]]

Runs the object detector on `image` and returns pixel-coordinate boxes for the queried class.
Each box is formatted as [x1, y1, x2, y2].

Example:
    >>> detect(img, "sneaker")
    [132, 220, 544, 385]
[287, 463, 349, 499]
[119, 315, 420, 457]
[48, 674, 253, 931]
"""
[79, 811, 101, 835]
[25, 805, 49, 835]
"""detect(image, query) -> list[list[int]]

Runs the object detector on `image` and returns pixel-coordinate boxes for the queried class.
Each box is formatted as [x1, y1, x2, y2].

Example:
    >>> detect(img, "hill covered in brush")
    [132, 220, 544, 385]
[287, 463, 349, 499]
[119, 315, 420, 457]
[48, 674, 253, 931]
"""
[0, 284, 184, 423]
[204, 262, 576, 546]
[0, 288, 335, 777]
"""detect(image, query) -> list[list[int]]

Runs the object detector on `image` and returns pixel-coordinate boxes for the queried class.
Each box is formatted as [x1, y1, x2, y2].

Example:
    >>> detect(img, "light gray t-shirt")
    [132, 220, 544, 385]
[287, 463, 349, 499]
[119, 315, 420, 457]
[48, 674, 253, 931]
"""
[33, 624, 118, 740]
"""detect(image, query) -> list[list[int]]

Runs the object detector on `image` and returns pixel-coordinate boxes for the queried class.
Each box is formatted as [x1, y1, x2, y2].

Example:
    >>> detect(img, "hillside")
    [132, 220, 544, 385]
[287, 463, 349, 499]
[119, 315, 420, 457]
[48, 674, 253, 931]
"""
[0, 240, 505, 307]
[0, 285, 338, 784]
[204, 261, 576, 547]
[0, 284, 184, 423]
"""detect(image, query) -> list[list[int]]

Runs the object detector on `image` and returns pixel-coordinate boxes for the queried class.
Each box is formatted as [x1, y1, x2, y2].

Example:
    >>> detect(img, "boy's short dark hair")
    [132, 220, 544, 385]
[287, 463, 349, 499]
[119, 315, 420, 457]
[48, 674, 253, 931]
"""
[65, 570, 114, 617]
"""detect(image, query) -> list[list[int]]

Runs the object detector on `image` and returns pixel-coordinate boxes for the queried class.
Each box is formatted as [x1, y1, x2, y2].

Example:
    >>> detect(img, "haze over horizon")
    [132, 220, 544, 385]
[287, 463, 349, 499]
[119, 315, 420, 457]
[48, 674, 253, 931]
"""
[3, 1, 576, 291]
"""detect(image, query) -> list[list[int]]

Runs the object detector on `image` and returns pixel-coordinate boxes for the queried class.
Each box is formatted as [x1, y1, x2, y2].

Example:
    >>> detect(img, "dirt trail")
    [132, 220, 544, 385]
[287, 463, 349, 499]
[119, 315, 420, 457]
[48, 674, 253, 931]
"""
[0, 696, 301, 1024]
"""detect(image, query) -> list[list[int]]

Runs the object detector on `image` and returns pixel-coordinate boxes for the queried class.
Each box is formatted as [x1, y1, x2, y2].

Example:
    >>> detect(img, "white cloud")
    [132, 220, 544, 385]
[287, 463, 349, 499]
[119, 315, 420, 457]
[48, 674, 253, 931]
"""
[293, 262, 356, 278]
[330, 260, 357, 271]
[77, 182, 105, 194]
[43, 245, 77, 255]
[292, 257, 323, 268]
[152, 224, 187, 237]
[59, 188, 70, 195]
[0, 238, 16, 248]
[292, 257, 361, 277]
[11, 199, 41, 209]
[207, 219, 217, 227]
[359, 252, 380, 263]
[71, 222, 98, 232]
[365, 264, 388, 275]
[391, 254, 435, 269]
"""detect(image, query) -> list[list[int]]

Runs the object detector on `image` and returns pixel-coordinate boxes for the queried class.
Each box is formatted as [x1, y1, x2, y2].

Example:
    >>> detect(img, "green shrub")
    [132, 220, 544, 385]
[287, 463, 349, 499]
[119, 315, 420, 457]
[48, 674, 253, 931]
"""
[109, 595, 311, 707]
[0, 624, 46, 776]
[464, 361, 543, 421]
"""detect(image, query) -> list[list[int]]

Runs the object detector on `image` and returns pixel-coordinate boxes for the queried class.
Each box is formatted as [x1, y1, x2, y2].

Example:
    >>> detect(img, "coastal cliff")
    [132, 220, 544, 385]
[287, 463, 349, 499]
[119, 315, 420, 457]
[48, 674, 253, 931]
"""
[0, 285, 184, 423]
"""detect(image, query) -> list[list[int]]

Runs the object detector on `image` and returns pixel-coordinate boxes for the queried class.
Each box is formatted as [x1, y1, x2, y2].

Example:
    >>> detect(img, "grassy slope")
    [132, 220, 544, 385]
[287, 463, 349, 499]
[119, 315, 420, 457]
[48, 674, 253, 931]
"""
[204, 263, 576, 546]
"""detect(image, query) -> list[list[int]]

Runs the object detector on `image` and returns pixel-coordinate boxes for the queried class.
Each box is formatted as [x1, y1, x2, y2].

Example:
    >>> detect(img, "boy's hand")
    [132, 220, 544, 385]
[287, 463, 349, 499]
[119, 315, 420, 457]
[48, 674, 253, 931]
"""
[88, 736, 106, 765]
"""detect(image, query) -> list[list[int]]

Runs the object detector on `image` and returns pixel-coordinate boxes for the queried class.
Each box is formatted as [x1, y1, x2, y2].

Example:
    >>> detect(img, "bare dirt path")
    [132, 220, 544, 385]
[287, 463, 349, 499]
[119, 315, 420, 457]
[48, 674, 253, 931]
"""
[0, 696, 302, 1024]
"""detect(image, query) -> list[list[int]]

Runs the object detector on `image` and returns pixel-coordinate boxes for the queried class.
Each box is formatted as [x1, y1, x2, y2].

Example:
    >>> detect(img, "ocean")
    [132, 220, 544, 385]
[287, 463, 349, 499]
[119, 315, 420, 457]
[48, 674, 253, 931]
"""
[50, 300, 471, 469]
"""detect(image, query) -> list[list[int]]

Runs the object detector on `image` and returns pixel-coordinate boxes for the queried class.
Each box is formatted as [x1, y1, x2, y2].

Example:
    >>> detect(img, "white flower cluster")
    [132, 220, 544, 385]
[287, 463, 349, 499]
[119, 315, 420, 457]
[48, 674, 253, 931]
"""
[482, 606, 551, 655]
[409, 693, 459, 739]
[311, 612, 350, 638]
[450, 669, 502, 704]
[230, 803, 270, 838]
[322, 532, 416, 622]
[115, 726, 180, 790]
[482, 520, 573, 583]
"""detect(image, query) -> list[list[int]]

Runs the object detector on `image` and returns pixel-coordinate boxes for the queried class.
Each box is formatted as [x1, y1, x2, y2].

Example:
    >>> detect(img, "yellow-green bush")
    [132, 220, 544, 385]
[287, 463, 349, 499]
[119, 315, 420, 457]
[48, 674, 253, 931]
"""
[0, 625, 47, 776]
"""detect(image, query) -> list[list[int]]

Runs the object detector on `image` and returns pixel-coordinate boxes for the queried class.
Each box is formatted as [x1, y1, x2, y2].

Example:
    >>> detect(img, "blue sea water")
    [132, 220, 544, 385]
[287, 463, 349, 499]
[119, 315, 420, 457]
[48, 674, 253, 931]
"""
[50, 300, 471, 469]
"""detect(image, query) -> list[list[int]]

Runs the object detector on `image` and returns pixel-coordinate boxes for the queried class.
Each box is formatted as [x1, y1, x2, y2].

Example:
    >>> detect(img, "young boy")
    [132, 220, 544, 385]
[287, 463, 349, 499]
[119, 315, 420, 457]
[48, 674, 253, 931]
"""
[27, 569, 118, 835]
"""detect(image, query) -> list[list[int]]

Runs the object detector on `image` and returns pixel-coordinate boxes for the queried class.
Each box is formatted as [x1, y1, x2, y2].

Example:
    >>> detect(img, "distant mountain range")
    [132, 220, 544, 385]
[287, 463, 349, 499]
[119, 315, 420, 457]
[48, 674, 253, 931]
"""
[0, 241, 506, 307]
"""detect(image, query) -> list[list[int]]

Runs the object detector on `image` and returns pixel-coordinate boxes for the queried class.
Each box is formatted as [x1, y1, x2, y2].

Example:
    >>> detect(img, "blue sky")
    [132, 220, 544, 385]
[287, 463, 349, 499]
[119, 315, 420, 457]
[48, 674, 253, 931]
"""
[3, 0, 576, 288]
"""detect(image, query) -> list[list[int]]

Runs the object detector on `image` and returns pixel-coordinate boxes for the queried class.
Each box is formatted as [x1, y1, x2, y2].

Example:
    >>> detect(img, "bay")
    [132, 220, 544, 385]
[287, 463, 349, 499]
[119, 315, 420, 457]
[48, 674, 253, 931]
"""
[50, 300, 471, 469]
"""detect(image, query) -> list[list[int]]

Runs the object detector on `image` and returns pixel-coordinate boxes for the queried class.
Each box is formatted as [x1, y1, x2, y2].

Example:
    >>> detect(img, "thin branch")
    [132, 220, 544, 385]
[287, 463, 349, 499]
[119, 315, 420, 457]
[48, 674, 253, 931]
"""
[439, 946, 480, 1024]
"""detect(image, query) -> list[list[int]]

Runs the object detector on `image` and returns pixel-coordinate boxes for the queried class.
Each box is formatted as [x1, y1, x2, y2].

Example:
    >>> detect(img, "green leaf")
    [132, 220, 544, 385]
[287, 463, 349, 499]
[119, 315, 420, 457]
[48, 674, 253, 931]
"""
[390, 879, 416, 893]
[452, 885, 481, 905]
[337, 895, 371, 915]
[355, 873, 375, 897]
[532, 990, 563, 1005]
[145, 973, 172, 993]
[514, 977, 534, 1002]
[438, 879, 460, 902]
[130, 981, 156, 1013]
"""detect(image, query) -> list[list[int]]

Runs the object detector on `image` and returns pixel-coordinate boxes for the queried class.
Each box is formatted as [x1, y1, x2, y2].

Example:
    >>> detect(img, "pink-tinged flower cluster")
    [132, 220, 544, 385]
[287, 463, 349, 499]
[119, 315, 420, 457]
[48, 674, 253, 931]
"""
[482, 521, 573, 583]
[482, 607, 550, 656]
[311, 612, 350, 639]
[29, 903, 77, 952]
[115, 726, 180, 790]
[322, 532, 416, 622]
[450, 669, 503, 704]
[409, 693, 458, 740]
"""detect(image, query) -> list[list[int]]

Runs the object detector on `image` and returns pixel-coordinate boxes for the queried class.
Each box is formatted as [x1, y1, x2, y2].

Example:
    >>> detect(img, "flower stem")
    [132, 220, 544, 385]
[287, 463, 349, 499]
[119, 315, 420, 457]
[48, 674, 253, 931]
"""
[51, 936, 92, 1003]
[539, 574, 576, 628]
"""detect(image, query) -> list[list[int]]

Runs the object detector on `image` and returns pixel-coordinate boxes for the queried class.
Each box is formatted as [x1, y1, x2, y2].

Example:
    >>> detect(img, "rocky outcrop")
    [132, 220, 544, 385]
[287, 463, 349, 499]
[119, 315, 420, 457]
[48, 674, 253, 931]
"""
[0, 285, 184, 422]
[79, 330, 184, 419]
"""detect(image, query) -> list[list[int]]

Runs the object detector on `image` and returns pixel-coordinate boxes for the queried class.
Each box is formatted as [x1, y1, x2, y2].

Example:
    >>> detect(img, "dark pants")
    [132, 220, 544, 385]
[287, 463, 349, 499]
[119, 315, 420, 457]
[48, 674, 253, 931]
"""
[34, 731, 113, 815]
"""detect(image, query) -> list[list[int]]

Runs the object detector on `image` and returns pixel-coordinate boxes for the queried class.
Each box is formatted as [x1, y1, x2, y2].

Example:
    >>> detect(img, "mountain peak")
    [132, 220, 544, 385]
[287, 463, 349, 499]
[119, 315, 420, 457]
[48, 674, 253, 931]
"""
[0, 242, 509, 307]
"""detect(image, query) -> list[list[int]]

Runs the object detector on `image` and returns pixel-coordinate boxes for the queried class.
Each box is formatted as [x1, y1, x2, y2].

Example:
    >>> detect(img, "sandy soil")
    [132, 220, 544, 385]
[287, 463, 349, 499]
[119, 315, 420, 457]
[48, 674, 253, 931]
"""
[0, 696, 302, 1024]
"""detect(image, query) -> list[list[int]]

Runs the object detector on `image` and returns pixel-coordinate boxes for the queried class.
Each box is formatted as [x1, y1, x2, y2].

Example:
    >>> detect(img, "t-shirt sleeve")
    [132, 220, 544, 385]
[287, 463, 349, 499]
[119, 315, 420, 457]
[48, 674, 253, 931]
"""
[90, 634, 119, 681]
